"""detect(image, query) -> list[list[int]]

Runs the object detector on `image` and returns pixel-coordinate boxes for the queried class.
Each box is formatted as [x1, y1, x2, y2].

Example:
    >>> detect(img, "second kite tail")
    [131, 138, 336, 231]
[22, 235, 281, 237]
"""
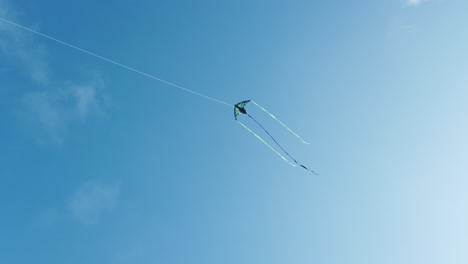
[237, 121, 296, 167]
[251, 101, 310, 145]
[247, 114, 319, 175]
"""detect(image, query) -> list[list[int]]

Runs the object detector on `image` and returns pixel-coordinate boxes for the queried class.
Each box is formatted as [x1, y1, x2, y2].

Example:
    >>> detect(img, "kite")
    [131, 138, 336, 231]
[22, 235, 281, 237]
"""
[235, 100, 318, 175]
[0, 17, 319, 175]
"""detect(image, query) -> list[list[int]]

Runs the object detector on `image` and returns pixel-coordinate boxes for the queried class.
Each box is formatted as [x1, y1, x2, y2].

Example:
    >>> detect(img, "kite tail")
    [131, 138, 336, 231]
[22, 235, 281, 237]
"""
[247, 114, 319, 176]
[237, 121, 296, 167]
[252, 101, 310, 144]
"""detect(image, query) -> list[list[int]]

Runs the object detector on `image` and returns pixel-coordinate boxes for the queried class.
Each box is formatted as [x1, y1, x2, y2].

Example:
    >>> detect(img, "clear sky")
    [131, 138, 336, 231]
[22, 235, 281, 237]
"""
[1, 0, 467, 263]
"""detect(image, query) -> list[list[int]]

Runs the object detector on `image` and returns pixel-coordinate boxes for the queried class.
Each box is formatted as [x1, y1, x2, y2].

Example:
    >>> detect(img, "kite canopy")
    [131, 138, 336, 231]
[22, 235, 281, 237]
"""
[234, 100, 251, 120]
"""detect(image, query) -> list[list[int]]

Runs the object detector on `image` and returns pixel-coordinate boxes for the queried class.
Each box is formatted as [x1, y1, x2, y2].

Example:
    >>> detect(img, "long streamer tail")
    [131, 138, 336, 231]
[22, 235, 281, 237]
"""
[237, 121, 296, 167]
[247, 114, 319, 175]
[252, 101, 310, 144]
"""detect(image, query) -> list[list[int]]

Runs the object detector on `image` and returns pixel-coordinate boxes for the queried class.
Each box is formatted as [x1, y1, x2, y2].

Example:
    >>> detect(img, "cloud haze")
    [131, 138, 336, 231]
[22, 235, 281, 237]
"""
[19, 78, 107, 145]
[0, 0, 50, 83]
[0, 0, 109, 145]
[68, 181, 120, 225]
[407, 0, 429, 6]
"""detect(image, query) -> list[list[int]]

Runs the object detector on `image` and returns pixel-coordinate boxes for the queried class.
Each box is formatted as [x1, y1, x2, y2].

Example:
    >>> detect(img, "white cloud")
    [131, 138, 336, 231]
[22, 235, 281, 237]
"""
[407, 0, 428, 6]
[68, 181, 120, 225]
[1, 1, 109, 145]
[74, 85, 97, 118]
[71, 76, 108, 120]
[20, 78, 107, 145]
[0, 0, 50, 83]
[21, 91, 68, 145]
[407, 0, 421, 5]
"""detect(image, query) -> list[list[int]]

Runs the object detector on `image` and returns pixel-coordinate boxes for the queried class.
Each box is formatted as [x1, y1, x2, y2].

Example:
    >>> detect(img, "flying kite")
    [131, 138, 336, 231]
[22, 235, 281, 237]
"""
[234, 100, 318, 175]
[0, 17, 319, 175]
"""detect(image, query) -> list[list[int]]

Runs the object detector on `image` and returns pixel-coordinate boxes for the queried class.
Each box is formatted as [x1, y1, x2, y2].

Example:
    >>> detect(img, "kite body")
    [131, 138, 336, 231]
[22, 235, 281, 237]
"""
[234, 100, 250, 120]
[234, 100, 318, 175]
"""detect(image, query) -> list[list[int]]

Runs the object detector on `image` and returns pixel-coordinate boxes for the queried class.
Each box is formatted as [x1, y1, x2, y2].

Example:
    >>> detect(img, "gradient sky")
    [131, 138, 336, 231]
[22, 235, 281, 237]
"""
[1, 1, 467, 263]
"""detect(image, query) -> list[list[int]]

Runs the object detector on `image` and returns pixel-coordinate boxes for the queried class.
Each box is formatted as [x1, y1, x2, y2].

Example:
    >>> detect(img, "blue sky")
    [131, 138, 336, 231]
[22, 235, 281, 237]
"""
[1, 0, 467, 263]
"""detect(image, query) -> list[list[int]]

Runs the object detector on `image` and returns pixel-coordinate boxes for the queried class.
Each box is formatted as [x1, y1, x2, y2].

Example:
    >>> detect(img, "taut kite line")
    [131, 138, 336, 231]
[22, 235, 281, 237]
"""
[0, 17, 318, 174]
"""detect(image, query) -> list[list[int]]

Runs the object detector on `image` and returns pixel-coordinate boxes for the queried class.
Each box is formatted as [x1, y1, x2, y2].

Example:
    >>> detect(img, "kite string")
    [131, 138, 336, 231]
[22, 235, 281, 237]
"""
[252, 101, 310, 144]
[237, 121, 295, 167]
[0, 17, 232, 107]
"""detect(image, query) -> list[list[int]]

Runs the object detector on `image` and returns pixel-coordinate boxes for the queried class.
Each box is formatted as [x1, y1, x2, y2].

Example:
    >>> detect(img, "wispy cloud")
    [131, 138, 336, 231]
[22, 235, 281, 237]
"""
[71, 76, 108, 120]
[68, 181, 120, 225]
[20, 78, 107, 145]
[407, 0, 428, 7]
[75, 84, 98, 118]
[32, 181, 120, 227]
[21, 91, 68, 145]
[116, 245, 147, 264]
[0, 0, 50, 83]
[1, 1, 109, 145]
